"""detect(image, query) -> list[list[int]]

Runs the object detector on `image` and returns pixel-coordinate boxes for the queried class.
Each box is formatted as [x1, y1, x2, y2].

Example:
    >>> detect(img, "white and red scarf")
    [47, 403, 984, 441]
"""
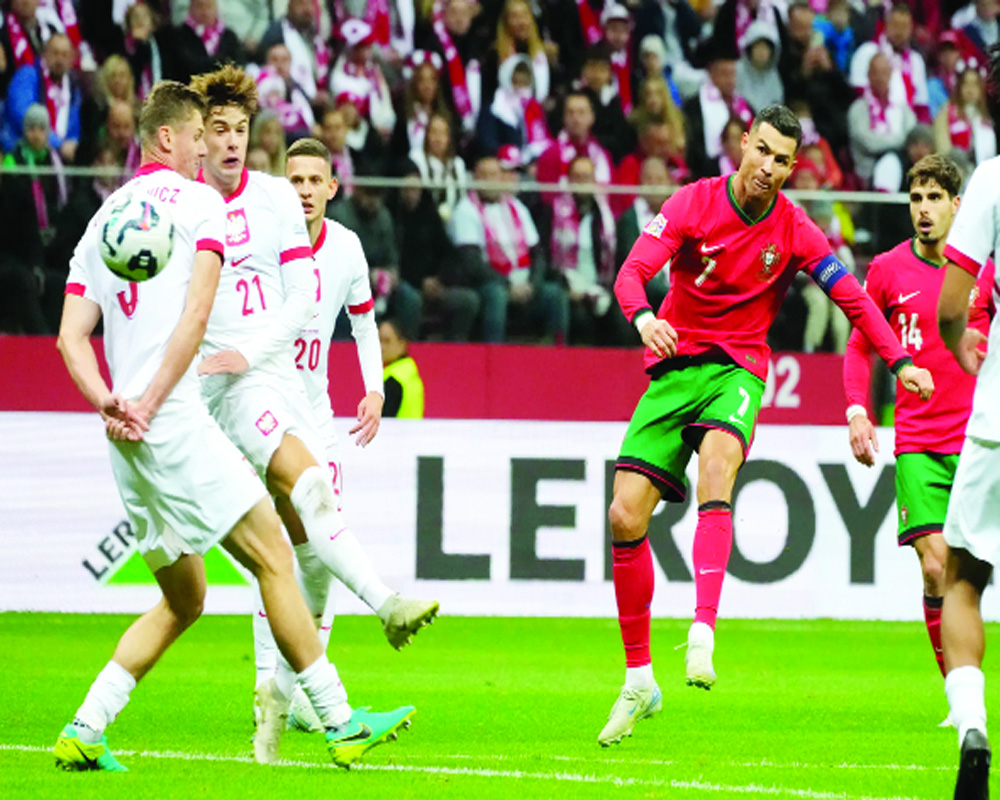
[185, 14, 223, 57]
[553, 130, 613, 185]
[42, 64, 71, 140]
[700, 81, 753, 158]
[610, 49, 632, 114]
[735, 0, 781, 53]
[281, 17, 331, 100]
[334, 0, 390, 46]
[124, 32, 162, 100]
[576, 0, 603, 46]
[948, 103, 972, 151]
[432, 1, 480, 133]
[331, 149, 355, 196]
[5, 11, 40, 68]
[257, 70, 314, 132]
[40, 0, 80, 48]
[877, 32, 916, 110]
[470, 192, 531, 276]
[864, 87, 891, 135]
[549, 192, 615, 282]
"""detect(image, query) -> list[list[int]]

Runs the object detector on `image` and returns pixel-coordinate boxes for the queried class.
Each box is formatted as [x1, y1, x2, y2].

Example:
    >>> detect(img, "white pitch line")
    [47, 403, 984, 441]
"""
[1, 742, 928, 799]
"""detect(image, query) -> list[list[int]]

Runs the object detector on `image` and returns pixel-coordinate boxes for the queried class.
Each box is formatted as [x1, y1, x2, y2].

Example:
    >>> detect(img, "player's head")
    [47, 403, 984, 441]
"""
[907, 154, 962, 246]
[138, 80, 208, 179]
[739, 105, 801, 200]
[286, 137, 338, 224]
[189, 64, 259, 187]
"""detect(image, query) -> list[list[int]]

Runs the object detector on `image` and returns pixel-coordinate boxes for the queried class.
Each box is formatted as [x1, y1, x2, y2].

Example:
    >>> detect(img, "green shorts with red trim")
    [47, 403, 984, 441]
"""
[616, 357, 764, 502]
[895, 451, 960, 546]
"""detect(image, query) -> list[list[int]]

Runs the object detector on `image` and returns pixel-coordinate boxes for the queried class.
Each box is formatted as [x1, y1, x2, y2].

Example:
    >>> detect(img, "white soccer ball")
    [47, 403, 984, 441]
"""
[99, 192, 175, 282]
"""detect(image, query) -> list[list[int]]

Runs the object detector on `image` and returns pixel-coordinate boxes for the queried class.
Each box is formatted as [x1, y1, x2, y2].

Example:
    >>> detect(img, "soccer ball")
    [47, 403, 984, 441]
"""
[99, 193, 175, 282]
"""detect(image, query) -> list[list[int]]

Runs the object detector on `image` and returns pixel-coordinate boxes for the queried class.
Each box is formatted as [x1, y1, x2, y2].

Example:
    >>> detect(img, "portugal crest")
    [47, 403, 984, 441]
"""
[758, 243, 781, 279]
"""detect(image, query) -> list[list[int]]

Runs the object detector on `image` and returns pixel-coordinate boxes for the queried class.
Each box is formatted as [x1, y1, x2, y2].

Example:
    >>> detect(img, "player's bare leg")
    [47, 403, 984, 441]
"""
[56, 554, 208, 772]
[913, 533, 948, 678]
[686, 430, 743, 689]
[942, 547, 992, 798]
[265, 432, 438, 649]
[599, 470, 663, 746]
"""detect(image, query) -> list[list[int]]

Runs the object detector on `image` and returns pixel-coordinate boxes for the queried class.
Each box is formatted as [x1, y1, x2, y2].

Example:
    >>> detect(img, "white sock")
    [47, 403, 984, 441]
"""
[946, 665, 988, 746]
[625, 664, 654, 690]
[294, 542, 333, 622]
[289, 466, 394, 612]
[275, 656, 297, 700]
[252, 581, 279, 688]
[74, 661, 136, 738]
[298, 655, 351, 729]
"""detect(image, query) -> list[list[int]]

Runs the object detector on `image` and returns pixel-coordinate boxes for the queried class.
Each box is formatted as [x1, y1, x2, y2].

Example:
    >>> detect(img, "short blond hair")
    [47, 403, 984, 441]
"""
[138, 80, 206, 147]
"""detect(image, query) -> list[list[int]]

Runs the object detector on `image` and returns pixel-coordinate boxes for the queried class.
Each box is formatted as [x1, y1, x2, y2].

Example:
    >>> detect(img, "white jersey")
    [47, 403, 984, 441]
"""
[202, 169, 315, 371]
[942, 155, 1000, 443]
[66, 162, 226, 403]
[297, 219, 383, 443]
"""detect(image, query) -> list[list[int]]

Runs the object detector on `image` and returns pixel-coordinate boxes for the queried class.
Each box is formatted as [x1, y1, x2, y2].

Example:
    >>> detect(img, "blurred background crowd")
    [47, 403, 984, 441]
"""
[0, 0, 995, 351]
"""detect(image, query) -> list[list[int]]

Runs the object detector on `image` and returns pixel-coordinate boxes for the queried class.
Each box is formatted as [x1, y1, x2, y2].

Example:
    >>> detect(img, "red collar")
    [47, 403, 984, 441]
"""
[196, 166, 249, 203]
[312, 219, 327, 254]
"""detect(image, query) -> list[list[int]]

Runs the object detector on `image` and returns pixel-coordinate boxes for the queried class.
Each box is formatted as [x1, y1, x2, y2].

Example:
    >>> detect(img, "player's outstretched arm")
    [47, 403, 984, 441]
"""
[939, 262, 987, 376]
[135, 250, 222, 423]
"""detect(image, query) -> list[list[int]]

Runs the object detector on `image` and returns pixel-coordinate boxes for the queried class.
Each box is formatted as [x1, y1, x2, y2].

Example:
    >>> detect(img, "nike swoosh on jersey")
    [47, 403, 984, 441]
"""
[897, 291, 921, 304]
[699, 242, 724, 255]
[233, 255, 251, 267]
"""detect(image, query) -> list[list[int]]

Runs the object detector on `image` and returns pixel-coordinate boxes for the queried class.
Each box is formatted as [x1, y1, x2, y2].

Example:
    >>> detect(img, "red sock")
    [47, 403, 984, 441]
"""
[923, 595, 945, 676]
[693, 502, 733, 630]
[612, 536, 654, 667]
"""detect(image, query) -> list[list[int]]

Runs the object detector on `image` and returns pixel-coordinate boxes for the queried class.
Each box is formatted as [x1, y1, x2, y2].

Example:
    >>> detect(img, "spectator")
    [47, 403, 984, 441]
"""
[681, 53, 753, 180]
[336, 90, 387, 168]
[256, 43, 315, 139]
[1, 0, 67, 93]
[390, 49, 451, 160]
[330, 0, 415, 65]
[104, 100, 141, 178]
[448, 156, 568, 343]
[629, 75, 686, 147]
[574, 41, 634, 162]
[934, 63, 997, 167]
[849, 3, 930, 124]
[258, 0, 331, 104]
[246, 146, 271, 171]
[1, 32, 80, 162]
[248, 110, 287, 176]
[414, 0, 483, 139]
[541, 155, 617, 345]
[736, 20, 783, 113]
[394, 166, 480, 341]
[482, 0, 550, 109]
[380, 319, 425, 418]
[632, 0, 707, 99]
[960, 0, 1000, 62]
[169, 1, 273, 51]
[814, 0, 854, 75]
[717, 116, 745, 175]
[710, 0, 786, 62]
[848, 51, 917, 187]
[614, 155, 673, 339]
[613, 117, 688, 214]
[870, 124, 936, 251]
[330, 165, 423, 341]
[477, 54, 552, 168]
[120, 1, 167, 101]
[164, 0, 244, 84]
[927, 31, 974, 118]
[318, 107, 356, 200]
[330, 19, 396, 140]
[635, 34, 683, 107]
[792, 100, 844, 189]
[601, 3, 635, 115]
[78, 53, 136, 165]
[409, 112, 469, 223]
[536, 91, 614, 201]
[0, 103, 68, 333]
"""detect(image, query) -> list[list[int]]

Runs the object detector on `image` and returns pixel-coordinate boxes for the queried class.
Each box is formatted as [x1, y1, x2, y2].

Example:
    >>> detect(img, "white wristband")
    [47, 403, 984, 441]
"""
[633, 310, 655, 333]
[846, 404, 868, 423]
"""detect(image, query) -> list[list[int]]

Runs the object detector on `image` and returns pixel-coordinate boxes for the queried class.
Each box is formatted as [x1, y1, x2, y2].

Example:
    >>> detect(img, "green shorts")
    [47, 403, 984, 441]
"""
[895, 452, 960, 546]
[616, 359, 764, 502]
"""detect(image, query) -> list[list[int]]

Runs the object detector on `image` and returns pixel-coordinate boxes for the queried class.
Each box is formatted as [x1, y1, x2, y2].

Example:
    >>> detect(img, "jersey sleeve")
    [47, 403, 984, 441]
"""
[344, 233, 383, 397]
[191, 186, 226, 260]
[614, 183, 695, 323]
[841, 258, 885, 408]
[945, 161, 1000, 277]
[65, 214, 101, 303]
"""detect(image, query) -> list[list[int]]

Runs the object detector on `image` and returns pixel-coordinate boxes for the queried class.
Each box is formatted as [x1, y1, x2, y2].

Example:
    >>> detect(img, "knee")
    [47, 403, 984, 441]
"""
[920, 541, 948, 593]
[609, 496, 648, 542]
[699, 455, 738, 500]
[167, 587, 204, 631]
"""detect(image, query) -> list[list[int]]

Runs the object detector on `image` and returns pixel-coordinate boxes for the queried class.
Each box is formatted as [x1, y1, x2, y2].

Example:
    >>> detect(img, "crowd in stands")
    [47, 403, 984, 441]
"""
[0, 0, 997, 350]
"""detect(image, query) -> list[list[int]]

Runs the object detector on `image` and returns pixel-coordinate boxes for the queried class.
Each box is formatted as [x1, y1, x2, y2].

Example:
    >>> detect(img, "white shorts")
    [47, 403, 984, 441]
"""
[109, 398, 267, 573]
[202, 368, 326, 479]
[943, 436, 1000, 567]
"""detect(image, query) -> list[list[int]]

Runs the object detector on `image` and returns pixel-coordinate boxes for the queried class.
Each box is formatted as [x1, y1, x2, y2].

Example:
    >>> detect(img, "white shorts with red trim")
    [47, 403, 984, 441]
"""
[108, 397, 267, 573]
[943, 435, 1000, 568]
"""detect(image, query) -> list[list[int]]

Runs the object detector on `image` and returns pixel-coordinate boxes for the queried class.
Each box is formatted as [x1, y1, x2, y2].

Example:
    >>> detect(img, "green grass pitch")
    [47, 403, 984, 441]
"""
[0, 612, 995, 799]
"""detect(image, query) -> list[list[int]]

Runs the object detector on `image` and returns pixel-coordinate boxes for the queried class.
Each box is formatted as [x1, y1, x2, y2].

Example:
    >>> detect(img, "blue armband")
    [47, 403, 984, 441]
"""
[813, 255, 848, 294]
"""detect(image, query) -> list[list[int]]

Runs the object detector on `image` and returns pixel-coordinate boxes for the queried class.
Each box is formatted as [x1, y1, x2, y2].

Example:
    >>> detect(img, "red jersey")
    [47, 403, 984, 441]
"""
[843, 239, 995, 455]
[615, 175, 911, 382]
